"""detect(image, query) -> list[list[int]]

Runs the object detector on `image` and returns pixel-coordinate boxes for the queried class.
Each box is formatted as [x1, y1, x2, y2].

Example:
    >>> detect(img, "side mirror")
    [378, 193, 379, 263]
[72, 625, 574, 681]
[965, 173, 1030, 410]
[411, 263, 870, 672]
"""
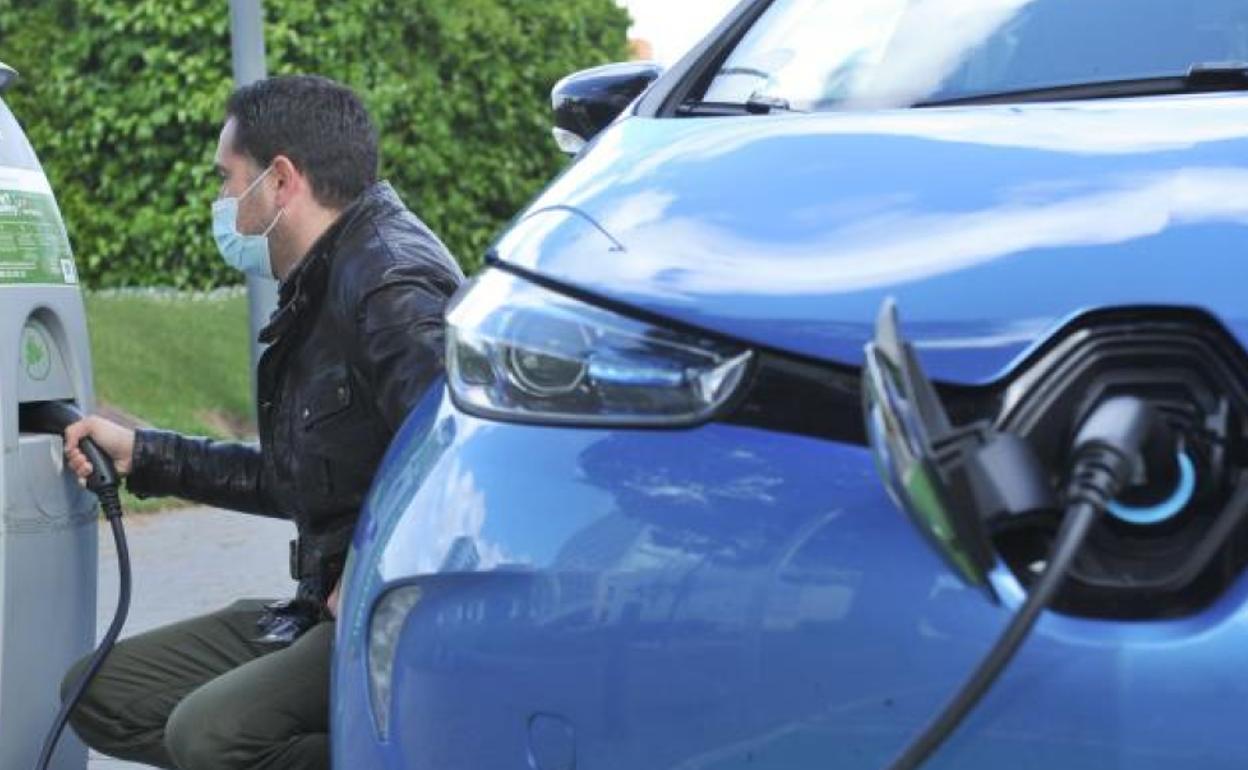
[551, 61, 663, 154]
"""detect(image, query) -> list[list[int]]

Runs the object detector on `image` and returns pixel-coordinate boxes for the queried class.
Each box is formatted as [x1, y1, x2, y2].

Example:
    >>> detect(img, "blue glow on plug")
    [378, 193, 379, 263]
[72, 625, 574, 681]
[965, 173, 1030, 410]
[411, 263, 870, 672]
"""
[1107, 451, 1196, 526]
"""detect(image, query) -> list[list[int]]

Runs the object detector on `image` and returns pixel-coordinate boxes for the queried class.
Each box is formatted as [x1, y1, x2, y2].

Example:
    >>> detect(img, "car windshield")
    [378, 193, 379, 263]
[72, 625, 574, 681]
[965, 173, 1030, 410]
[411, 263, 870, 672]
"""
[702, 0, 1248, 111]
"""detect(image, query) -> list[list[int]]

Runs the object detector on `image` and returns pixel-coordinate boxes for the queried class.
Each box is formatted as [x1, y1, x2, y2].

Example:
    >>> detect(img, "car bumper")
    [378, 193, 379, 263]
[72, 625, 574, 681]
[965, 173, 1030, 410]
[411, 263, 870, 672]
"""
[333, 382, 1248, 769]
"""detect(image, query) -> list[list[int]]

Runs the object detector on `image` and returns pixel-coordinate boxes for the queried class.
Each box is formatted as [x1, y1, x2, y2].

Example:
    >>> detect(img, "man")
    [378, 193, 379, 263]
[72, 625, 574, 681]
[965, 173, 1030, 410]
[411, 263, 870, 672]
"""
[59, 74, 463, 769]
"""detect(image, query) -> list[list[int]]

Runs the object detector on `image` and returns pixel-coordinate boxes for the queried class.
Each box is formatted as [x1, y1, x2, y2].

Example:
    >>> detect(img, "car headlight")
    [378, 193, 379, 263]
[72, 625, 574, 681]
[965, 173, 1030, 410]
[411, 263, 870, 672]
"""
[446, 269, 753, 425]
[367, 585, 422, 740]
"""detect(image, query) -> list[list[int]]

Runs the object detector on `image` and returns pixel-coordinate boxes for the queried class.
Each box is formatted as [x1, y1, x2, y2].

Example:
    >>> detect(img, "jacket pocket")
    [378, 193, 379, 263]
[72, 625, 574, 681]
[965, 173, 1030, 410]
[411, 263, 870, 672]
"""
[299, 365, 354, 431]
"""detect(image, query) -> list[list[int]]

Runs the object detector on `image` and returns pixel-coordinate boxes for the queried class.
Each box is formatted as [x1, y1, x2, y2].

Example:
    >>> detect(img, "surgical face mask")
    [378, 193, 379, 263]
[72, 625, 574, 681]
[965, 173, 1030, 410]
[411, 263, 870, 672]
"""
[212, 165, 285, 278]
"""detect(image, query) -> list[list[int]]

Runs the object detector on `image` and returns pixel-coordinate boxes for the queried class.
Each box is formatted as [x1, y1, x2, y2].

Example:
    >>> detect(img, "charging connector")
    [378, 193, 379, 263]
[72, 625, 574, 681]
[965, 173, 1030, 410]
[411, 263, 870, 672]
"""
[884, 396, 1174, 770]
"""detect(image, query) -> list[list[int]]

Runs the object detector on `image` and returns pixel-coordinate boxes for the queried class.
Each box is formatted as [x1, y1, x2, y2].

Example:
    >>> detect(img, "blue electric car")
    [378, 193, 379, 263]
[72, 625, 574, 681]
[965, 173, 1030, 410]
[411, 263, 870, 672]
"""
[334, 1, 1248, 767]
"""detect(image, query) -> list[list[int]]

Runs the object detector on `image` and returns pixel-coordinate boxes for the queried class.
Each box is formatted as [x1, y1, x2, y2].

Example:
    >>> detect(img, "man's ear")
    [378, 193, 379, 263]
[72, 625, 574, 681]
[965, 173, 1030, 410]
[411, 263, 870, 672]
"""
[270, 155, 303, 207]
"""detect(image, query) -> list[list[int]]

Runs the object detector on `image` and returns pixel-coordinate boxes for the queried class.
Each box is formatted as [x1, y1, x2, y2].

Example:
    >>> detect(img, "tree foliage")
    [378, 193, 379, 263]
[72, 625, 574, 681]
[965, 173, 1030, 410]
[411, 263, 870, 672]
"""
[0, 0, 630, 286]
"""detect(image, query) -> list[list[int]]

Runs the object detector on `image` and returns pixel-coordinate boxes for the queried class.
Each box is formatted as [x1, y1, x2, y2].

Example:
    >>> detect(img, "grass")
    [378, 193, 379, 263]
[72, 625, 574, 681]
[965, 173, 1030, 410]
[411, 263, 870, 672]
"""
[85, 288, 256, 512]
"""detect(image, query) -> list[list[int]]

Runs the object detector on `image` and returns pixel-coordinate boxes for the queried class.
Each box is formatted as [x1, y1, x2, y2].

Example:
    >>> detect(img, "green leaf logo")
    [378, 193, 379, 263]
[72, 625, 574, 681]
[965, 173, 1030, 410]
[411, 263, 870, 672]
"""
[22, 326, 52, 381]
[25, 336, 45, 367]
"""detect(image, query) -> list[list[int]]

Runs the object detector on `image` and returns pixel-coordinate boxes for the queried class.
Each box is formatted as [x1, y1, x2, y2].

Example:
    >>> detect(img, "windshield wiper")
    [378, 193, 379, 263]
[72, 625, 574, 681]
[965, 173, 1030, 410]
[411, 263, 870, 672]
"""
[916, 62, 1248, 108]
[678, 93, 801, 116]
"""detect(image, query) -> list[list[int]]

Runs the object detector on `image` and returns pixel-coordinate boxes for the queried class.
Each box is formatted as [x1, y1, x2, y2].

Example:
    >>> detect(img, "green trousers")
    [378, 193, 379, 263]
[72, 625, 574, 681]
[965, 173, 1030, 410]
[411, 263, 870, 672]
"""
[61, 599, 331, 770]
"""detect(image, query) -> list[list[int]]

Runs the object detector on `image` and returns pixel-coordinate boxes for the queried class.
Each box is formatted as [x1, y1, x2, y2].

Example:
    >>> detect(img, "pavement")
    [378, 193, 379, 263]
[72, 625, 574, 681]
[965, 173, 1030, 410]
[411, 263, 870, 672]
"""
[87, 506, 297, 770]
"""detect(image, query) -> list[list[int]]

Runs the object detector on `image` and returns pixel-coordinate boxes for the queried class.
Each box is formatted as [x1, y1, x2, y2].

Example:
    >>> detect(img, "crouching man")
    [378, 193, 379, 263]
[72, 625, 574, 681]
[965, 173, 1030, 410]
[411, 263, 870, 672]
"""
[61, 74, 463, 770]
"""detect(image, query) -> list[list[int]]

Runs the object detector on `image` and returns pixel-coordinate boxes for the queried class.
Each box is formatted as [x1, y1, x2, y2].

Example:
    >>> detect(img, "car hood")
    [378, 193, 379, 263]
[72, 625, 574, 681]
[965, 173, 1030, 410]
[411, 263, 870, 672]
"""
[495, 93, 1248, 384]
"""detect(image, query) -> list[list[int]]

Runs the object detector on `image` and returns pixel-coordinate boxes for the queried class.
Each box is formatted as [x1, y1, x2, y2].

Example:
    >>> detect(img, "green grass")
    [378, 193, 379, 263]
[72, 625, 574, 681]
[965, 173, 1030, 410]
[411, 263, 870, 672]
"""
[85, 288, 256, 511]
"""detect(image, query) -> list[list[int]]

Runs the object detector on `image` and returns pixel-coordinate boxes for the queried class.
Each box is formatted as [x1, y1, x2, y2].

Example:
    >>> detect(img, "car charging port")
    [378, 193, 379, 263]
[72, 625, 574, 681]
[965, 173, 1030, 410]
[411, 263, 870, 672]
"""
[991, 310, 1248, 618]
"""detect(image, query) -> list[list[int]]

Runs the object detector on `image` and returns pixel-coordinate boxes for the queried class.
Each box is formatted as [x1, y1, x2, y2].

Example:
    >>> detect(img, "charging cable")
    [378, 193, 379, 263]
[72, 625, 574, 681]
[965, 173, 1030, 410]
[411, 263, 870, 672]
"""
[884, 396, 1171, 770]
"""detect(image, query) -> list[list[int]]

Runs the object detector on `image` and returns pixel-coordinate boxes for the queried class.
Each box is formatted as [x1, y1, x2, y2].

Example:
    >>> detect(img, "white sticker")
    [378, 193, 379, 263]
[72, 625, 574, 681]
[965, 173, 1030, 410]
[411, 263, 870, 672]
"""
[0, 165, 52, 195]
[60, 258, 77, 284]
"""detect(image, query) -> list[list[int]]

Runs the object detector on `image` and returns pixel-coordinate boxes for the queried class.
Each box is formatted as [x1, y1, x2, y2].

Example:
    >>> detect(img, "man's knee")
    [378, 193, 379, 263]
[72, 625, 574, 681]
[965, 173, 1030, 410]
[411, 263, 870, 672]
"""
[165, 685, 252, 770]
[59, 652, 126, 753]
[59, 652, 91, 705]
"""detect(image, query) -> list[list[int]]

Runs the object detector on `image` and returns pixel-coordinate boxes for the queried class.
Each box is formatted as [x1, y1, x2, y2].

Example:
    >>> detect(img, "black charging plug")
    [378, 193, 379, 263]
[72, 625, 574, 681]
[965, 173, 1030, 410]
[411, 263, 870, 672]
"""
[19, 401, 120, 503]
[885, 394, 1174, 770]
[1068, 396, 1176, 510]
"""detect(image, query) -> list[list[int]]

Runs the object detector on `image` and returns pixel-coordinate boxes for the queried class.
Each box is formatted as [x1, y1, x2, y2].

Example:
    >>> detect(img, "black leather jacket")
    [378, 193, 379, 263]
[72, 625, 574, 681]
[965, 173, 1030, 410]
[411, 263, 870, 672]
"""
[126, 182, 463, 600]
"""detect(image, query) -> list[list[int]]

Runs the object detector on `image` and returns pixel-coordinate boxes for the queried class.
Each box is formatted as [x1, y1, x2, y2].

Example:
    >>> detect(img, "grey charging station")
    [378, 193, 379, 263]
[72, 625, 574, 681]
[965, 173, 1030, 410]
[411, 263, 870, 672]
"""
[1, 77, 98, 770]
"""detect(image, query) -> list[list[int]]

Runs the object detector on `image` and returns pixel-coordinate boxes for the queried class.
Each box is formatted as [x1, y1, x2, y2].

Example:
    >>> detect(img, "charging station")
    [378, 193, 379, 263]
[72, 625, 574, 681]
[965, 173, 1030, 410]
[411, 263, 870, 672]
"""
[0, 73, 98, 770]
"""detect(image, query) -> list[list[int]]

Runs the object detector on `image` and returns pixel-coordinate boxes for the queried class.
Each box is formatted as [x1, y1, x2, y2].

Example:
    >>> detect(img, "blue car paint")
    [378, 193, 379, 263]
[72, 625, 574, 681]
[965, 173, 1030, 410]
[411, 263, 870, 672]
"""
[503, 95, 1248, 384]
[336, 385, 1248, 769]
[333, 95, 1248, 768]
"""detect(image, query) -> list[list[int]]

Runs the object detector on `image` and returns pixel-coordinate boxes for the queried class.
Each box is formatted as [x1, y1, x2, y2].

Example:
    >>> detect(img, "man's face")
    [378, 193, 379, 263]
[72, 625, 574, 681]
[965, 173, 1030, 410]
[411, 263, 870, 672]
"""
[214, 117, 276, 236]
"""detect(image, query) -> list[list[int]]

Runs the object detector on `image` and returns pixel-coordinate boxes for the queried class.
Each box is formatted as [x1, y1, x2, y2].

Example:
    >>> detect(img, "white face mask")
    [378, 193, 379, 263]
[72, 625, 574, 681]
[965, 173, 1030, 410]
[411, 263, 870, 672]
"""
[211, 165, 285, 278]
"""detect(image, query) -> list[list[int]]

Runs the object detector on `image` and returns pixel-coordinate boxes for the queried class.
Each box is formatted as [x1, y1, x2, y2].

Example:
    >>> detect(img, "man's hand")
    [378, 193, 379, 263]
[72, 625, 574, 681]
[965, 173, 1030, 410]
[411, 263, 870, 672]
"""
[64, 415, 136, 480]
[326, 578, 341, 619]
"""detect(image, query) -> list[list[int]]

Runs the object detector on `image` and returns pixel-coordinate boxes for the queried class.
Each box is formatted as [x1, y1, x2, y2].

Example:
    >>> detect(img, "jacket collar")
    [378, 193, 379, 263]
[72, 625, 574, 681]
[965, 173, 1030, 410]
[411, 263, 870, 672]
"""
[258, 181, 403, 344]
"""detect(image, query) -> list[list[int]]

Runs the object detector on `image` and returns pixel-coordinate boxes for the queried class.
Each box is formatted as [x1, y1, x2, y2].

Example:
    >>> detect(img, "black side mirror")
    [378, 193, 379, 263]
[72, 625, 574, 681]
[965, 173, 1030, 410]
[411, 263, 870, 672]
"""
[551, 61, 663, 154]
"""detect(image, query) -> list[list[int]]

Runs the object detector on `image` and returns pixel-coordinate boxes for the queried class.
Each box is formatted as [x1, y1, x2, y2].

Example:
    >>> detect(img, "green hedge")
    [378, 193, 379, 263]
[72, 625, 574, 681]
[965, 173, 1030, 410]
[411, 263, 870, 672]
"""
[0, 0, 629, 287]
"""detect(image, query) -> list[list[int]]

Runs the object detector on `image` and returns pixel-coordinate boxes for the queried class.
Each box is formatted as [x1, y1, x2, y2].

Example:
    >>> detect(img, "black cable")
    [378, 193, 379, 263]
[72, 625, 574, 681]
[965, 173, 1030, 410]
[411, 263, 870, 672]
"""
[884, 396, 1160, 770]
[883, 499, 1098, 770]
[34, 487, 129, 770]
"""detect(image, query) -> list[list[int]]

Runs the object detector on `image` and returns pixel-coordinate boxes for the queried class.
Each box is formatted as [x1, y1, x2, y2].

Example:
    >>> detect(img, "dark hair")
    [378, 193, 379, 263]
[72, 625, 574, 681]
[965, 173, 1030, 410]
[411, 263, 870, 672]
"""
[226, 75, 379, 209]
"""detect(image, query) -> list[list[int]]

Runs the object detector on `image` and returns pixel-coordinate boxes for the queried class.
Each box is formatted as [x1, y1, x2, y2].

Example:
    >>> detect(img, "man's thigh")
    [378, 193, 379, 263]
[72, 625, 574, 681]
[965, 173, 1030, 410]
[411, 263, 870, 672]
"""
[165, 620, 333, 770]
[64, 598, 278, 767]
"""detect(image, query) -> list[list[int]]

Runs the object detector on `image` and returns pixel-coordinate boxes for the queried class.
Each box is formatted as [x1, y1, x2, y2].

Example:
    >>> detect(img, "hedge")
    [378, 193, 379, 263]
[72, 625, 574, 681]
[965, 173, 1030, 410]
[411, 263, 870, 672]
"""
[0, 0, 630, 286]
